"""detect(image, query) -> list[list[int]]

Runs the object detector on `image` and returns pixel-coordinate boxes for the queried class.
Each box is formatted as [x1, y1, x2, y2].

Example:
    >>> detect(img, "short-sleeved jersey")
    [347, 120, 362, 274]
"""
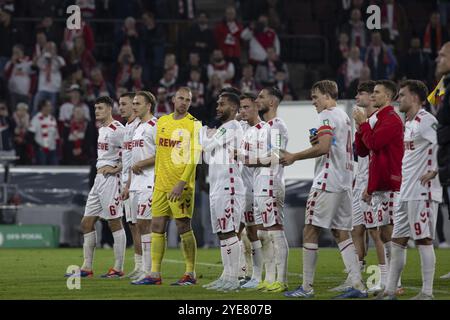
[154, 113, 202, 192]
[97, 120, 125, 169]
[122, 117, 141, 184]
[202, 120, 245, 196]
[312, 108, 353, 192]
[400, 109, 442, 202]
[253, 117, 289, 196]
[240, 120, 266, 194]
[130, 117, 158, 191]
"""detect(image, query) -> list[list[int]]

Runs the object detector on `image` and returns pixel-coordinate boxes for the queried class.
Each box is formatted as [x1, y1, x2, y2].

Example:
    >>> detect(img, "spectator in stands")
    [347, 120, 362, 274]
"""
[60, 63, 88, 102]
[158, 68, 178, 99]
[341, 8, 368, 51]
[241, 14, 281, 65]
[205, 73, 226, 123]
[0, 100, 14, 152]
[164, 53, 179, 82]
[32, 29, 48, 63]
[63, 17, 95, 52]
[207, 49, 235, 84]
[346, 65, 372, 99]
[110, 0, 141, 20]
[339, 46, 364, 91]
[29, 99, 59, 165]
[365, 31, 397, 80]
[238, 64, 258, 94]
[86, 67, 115, 104]
[400, 37, 431, 85]
[380, 0, 408, 48]
[214, 6, 243, 78]
[12, 102, 31, 164]
[139, 11, 165, 86]
[115, 43, 136, 91]
[186, 67, 205, 121]
[255, 46, 288, 86]
[114, 16, 140, 61]
[154, 87, 172, 118]
[179, 51, 207, 85]
[38, 17, 61, 44]
[4, 44, 33, 112]
[69, 36, 96, 78]
[59, 84, 91, 130]
[33, 42, 65, 115]
[339, 0, 368, 24]
[274, 68, 296, 101]
[423, 12, 449, 60]
[185, 12, 216, 64]
[63, 105, 89, 165]
[124, 64, 145, 93]
[0, 5, 22, 77]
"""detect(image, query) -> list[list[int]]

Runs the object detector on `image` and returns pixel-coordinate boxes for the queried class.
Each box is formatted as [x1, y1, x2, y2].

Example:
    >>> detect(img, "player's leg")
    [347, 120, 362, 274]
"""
[124, 196, 142, 278]
[351, 225, 366, 268]
[105, 217, 126, 277]
[240, 224, 263, 288]
[239, 227, 252, 282]
[411, 201, 438, 300]
[368, 228, 387, 291]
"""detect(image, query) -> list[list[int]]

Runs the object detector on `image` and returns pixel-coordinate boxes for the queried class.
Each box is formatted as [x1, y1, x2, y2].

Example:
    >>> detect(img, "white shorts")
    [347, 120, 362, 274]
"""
[371, 192, 398, 227]
[254, 191, 285, 228]
[210, 194, 244, 234]
[123, 198, 133, 223]
[242, 192, 263, 227]
[84, 173, 123, 220]
[393, 200, 438, 241]
[352, 188, 366, 227]
[129, 190, 153, 221]
[305, 188, 352, 231]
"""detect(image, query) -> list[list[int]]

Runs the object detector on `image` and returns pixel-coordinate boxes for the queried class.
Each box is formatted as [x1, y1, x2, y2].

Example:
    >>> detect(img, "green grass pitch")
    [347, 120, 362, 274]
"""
[0, 247, 449, 300]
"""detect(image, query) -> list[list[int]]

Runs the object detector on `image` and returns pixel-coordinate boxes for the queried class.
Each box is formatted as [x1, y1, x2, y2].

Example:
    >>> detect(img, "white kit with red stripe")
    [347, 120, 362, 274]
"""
[203, 120, 245, 233]
[121, 117, 141, 185]
[96, 120, 125, 169]
[312, 107, 353, 192]
[129, 117, 158, 191]
[400, 109, 442, 202]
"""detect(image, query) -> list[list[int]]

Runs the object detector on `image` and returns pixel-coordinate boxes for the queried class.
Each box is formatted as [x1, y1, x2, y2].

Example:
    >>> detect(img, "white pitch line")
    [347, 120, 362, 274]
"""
[164, 259, 450, 295]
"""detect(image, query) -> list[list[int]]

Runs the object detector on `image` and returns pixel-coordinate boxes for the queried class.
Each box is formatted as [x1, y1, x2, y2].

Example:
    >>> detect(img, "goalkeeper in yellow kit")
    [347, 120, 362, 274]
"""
[145, 87, 202, 285]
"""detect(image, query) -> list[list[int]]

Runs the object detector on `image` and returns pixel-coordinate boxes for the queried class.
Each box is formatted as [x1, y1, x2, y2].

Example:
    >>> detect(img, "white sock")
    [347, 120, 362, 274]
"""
[226, 236, 241, 283]
[338, 238, 364, 291]
[220, 240, 230, 281]
[379, 264, 388, 287]
[238, 240, 247, 278]
[384, 241, 392, 269]
[418, 245, 436, 296]
[242, 234, 253, 276]
[250, 240, 263, 282]
[112, 229, 126, 271]
[385, 242, 406, 295]
[81, 231, 96, 270]
[270, 230, 289, 283]
[134, 254, 142, 271]
[141, 234, 152, 274]
[258, 230, 276, 284]
[302, 243, 318, 291]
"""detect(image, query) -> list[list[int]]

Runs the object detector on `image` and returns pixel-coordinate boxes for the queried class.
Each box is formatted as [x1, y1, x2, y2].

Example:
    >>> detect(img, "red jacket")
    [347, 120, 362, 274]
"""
[214, 20, 243, 58]
[355, 105, 404, 194]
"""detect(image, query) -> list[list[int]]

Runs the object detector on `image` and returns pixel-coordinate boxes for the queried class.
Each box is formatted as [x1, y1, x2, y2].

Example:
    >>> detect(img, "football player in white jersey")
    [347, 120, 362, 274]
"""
[282, 80, 367, 299]
[201, 92, 245, 291]
[128, 91, 158, 285]
[119, 92, 143, 279]
[237, 93, 268, 290]
[251, 87, 289, 293]
[333, 81, 389, 293]
[380, 81, 442, 300]
[65, 96, 126, 278]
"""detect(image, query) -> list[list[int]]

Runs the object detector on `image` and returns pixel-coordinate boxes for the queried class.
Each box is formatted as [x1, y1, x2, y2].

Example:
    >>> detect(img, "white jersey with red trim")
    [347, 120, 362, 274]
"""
[400, 109, 442, 202]
[122, 117, 141, 184]
[253, 117, 288, 196]
[129, 117, 157, 191]
[202, 120, 245, 196]
[97, 120, 125, 169]
[312, 107, 353, 192]
[240, 120, 267, 195]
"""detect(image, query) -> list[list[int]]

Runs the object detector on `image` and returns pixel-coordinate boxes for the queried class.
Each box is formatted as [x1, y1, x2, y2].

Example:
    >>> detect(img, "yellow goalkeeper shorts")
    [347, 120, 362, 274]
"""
[152, 188, 195, 219]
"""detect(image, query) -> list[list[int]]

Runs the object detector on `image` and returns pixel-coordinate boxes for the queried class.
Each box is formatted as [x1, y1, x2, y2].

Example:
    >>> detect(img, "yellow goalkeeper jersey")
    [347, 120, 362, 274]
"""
[154, 112, 202, 192]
